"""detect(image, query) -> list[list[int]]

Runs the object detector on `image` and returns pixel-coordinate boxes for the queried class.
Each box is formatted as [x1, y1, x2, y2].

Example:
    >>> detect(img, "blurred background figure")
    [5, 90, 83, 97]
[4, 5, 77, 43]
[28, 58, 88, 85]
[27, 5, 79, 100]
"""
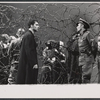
[0, 33, 17, 84]
[1, 34, 10, 49]
[40, 40, 68, 84]
[7, 28, 25, 84]
[1, 34, 17, 48]
[16, 28, 25, 38]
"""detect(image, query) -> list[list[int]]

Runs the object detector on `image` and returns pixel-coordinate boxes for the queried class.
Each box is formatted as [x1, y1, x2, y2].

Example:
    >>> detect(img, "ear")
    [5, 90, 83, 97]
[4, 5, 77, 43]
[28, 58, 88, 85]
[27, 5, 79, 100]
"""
[30, 24, 33, 28]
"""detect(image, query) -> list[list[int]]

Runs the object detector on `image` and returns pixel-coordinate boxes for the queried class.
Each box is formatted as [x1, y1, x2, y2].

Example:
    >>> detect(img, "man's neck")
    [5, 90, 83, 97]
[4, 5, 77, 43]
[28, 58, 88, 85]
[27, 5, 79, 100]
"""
[29, 28, 34, 34]
[79, 28, 85, 36]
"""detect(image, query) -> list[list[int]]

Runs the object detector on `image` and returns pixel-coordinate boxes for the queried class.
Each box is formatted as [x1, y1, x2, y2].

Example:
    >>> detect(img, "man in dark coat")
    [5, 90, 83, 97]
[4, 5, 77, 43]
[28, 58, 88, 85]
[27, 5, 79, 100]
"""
[17, 20, 40, 84]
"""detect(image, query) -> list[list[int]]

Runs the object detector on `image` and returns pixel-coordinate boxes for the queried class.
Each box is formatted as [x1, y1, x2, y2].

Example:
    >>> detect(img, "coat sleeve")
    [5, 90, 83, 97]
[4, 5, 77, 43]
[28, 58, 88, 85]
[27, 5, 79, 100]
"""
[86, 33, 98, 58]
[86, 33, 97, 49]
[24, 34, 38, 67]
[86, 33, 93, 45]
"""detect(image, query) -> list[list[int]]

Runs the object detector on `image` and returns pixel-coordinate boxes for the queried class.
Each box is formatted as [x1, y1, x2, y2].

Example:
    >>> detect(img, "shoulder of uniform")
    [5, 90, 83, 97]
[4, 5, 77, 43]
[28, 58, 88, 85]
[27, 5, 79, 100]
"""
[83, 31, 90, 37]
[85, 30, 90, 34]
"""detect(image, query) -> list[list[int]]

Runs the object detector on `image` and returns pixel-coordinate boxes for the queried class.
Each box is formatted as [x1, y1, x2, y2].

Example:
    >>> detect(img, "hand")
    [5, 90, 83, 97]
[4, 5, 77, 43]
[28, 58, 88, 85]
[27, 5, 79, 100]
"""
[33, 64, 38, 69]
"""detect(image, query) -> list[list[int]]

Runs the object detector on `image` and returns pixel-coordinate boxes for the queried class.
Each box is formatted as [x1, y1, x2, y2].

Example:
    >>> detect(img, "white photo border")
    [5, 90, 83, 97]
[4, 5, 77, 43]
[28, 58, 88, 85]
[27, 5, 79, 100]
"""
[0, 1, 100, 98]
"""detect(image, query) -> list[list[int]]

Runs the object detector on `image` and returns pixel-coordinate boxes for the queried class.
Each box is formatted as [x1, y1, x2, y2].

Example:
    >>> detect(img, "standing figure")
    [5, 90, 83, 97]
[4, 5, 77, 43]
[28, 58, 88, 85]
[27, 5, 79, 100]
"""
[7, 28, 25, 84]
[77, 18, 96, 83]
[17, 20, 39, 84]
[52, 41, 67, 84]
[40, 40, 67, 84]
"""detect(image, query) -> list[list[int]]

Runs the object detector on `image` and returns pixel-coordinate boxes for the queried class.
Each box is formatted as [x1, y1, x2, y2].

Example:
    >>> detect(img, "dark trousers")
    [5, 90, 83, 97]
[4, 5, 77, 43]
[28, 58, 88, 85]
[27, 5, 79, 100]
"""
[79, 53, 94, 83]
[69, 66, 82, 84]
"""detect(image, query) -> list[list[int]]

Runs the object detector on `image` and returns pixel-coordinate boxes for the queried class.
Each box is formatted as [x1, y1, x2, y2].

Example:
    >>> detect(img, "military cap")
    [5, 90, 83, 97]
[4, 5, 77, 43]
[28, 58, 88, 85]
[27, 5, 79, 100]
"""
[78, 18, 90, 29]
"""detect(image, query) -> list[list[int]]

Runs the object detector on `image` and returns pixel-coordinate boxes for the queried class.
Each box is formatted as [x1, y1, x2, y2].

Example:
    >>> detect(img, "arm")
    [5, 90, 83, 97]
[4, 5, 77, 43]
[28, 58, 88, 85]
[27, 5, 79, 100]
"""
[87, 33, 97, 57]
[86, 33, 97, 50]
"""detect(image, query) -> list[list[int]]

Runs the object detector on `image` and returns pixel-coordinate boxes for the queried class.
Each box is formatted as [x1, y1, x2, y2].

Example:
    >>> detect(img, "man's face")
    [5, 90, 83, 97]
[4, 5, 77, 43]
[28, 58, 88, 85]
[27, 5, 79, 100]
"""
[76, 23, 83, 32]
[32, 21, 39, 32]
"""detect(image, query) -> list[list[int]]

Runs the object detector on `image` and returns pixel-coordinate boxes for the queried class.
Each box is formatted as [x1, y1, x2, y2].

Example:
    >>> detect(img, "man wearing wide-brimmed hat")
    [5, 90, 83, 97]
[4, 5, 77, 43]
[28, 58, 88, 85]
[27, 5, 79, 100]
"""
[76, 18, 96, 83]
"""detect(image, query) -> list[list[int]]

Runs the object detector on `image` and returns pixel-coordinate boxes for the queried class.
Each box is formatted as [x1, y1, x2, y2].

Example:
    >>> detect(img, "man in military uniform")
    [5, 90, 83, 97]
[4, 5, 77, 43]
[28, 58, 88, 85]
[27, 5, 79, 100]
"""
[76, 18, 96, 83]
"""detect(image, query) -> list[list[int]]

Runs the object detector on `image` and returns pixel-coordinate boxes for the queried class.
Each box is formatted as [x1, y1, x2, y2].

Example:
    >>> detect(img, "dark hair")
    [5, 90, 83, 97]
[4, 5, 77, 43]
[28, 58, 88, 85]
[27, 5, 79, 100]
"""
[28, 20, 38, 28]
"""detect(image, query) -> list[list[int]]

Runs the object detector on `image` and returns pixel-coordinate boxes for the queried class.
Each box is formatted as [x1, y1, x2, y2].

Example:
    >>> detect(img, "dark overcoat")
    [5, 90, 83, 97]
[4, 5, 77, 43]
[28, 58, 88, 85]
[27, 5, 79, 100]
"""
[17, 30, 38, 84]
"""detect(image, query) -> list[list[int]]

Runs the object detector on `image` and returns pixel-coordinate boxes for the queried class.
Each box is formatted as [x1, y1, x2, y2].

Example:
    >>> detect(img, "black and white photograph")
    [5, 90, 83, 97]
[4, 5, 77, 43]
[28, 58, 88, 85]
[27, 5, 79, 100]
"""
[1, 1, 100, 98]
[0, 2, 100, 85]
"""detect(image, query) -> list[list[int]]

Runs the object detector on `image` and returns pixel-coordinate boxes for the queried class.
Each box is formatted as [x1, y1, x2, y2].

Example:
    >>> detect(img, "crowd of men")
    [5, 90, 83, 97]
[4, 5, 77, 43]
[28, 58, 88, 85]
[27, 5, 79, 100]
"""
[0, 18, 100, 84]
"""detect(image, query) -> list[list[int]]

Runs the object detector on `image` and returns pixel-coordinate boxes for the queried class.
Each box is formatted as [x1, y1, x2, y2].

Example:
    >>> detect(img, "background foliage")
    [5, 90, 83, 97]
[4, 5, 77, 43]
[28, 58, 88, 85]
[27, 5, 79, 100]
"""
[0, 2, 100, 84]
